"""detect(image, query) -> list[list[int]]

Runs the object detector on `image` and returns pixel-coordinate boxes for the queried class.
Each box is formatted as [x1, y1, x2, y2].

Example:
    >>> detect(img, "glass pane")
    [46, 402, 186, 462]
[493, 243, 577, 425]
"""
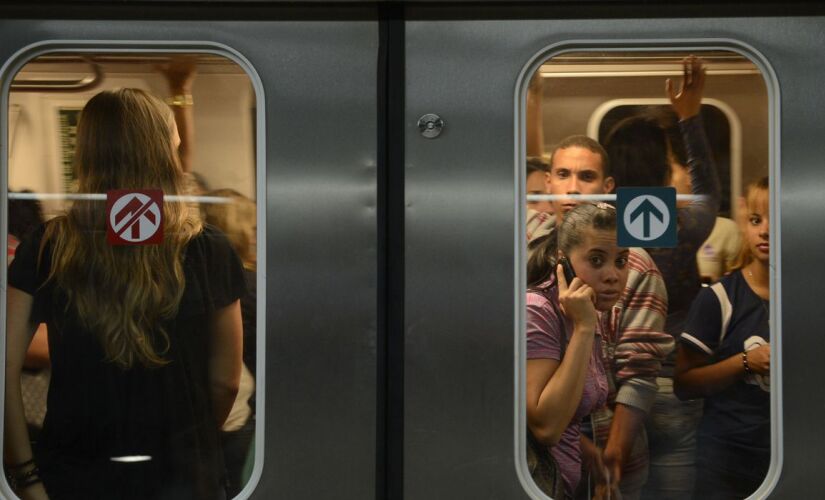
[5, 52, 258, 498]
[523, 49, 771, 499]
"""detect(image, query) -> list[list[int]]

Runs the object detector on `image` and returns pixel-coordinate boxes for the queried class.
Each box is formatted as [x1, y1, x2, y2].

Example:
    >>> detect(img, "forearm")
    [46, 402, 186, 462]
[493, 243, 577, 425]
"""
[168, 82, 194, 173]
[533, 327, 595, 442]
[604, 403, 645, 465]
[209, 300, 243, 426]
[681, 116, 721, 204]
[210, 383, 239, 427]
[4, 372, 35, 465]
[674, 351, 744, 399]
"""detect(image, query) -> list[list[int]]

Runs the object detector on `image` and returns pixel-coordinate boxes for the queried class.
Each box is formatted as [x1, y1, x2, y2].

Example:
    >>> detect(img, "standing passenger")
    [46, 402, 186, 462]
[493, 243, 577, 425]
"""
[674, 177, 771, 499]
[526, 156, 554, 216]
[526, 203, 626, 498]
[527, 134, 671, 500]
[4, 88, 246, 500]
[604, 56, 719, 500]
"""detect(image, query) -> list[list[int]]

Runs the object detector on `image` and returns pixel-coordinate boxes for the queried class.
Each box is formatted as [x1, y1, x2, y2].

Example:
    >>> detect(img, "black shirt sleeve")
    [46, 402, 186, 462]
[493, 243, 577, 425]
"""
[7, 224, 48, 295]
[200, 225, 248, 310]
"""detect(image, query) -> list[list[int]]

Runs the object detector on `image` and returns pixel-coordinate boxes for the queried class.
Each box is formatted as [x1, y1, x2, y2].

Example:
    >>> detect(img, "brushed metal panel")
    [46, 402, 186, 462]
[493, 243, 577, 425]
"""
[0, 19, 378, 500]
[405, 16, 822, 499]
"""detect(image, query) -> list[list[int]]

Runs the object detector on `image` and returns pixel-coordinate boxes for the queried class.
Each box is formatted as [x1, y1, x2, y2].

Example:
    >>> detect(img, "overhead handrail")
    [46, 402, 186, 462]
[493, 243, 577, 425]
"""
[10, 57, 103, 93]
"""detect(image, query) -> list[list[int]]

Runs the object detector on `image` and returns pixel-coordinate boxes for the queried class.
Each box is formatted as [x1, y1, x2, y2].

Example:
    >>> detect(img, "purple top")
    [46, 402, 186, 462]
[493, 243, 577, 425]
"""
[527, 277, 608, 497]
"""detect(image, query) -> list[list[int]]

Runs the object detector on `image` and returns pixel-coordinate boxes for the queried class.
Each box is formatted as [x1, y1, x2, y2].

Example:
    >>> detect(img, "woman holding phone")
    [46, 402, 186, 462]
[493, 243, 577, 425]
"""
[526, 202, 630, 499]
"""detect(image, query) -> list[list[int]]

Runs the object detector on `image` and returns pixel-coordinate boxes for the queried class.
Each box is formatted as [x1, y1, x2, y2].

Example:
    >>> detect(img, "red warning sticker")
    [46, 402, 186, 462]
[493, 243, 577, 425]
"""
[106, 189, 164, 245]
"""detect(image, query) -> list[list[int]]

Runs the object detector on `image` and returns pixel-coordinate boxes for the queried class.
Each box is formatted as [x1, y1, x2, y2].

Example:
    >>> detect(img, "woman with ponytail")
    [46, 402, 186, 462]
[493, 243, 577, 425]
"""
[5, 89, 246, 499]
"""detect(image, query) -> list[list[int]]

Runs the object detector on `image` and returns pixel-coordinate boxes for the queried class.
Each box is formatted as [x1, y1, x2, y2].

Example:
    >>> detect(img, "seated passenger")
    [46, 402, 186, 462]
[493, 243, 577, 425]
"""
[4, 89, 246, 499]
[674, 177, 771, 499]
[526, 202, 629, 498]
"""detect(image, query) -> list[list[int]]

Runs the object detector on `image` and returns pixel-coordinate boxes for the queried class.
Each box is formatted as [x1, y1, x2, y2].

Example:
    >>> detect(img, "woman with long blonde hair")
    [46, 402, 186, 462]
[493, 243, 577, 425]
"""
[5, 88, 245, 499]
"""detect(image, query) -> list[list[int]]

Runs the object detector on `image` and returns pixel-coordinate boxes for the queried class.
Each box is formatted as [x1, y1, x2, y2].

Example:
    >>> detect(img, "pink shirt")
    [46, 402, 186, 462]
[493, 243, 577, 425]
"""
[527, 277, 608, 496]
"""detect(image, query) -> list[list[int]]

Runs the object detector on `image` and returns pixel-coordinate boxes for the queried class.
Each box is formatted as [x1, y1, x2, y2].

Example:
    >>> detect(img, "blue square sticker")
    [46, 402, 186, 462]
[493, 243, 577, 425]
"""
[616, 187, 677, 248]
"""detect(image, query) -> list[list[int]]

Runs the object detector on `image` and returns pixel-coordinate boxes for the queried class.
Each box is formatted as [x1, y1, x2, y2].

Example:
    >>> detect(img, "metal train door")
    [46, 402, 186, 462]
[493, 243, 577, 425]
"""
[0, 10, 380, 499]
[404, 9, 824, 499]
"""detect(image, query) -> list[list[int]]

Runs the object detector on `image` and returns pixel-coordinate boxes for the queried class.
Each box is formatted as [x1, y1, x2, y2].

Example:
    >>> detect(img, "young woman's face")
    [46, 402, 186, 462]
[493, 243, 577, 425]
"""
[745, 190, 770, 264]
[566, 227, 630, 312]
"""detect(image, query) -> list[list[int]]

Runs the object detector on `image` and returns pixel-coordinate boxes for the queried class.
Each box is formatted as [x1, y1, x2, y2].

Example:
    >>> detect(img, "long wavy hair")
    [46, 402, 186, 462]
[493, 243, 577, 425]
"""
[43, 88, 202, 369]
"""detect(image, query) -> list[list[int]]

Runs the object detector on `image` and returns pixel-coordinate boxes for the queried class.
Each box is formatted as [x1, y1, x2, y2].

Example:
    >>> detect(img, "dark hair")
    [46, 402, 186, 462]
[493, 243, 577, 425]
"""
[549, 135, 611, 178]
[604, 114, 670, 188]
[526, 156, 550, 177]
[646, 107, 688, 166]
[526, 203, 618, 288]
[8, 190, 44, 240]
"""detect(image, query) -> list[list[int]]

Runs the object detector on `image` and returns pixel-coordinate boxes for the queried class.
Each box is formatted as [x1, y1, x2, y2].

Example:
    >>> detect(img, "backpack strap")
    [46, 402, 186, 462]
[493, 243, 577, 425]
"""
[709, 282, 733, 345]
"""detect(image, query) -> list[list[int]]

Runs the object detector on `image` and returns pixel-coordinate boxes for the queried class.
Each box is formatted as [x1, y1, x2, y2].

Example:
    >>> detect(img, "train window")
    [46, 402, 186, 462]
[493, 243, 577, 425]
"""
[3, 51, 261, 499]
[522, 49, 774, 499]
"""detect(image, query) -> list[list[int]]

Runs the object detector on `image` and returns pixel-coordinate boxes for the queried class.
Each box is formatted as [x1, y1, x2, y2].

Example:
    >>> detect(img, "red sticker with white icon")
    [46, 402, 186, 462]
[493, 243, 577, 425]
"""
[106, 189, 164, 245]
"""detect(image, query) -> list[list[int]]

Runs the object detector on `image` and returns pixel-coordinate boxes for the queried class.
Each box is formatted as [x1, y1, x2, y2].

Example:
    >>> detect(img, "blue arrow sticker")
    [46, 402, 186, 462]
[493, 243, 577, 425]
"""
[617, 187, 677, 248]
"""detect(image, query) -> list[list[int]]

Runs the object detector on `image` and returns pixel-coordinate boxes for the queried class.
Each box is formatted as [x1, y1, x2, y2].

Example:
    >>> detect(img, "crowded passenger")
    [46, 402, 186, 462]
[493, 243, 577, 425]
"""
[603, 55, 720, 500]
[527, 135, 671, 499]
[526, 156, 554, 216]
[669, 157, 741, 283]
[4, 88, 246, 499]
[674, 176, 771, 500]
[526, 202, 625, 499]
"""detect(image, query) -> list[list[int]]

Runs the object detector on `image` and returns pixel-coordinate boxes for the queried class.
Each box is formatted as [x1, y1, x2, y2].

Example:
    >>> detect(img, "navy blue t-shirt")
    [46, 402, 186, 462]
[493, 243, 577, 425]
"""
[680, 270, 770, 461]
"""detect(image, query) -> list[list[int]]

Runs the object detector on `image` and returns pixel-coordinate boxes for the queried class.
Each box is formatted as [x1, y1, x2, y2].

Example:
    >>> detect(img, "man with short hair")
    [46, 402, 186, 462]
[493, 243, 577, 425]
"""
[526, 135, 672, 500]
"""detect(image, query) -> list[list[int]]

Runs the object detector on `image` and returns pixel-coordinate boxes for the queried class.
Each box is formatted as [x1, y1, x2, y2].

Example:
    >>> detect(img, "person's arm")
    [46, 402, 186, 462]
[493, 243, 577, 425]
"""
[158, 57, 196, 173]
[599, 249, 670, 493]
[668, 56, 721, 245]
[209, 299, 243, 427]
[674, 343, 769, 400]
[600, 404, 645, 495]
[526, 267, 598, 445]
[4, 287, 49, 499]
[611, 249, 672, 413]
[22, 324, 49, 370]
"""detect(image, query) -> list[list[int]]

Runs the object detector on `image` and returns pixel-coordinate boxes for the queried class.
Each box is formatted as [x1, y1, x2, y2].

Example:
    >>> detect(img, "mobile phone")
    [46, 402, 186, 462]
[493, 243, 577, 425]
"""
[558, 256, 577, 284]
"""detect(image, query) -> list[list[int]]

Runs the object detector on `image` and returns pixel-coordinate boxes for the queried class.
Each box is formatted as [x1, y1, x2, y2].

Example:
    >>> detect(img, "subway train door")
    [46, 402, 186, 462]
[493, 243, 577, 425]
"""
[403, 8, 824, 499]
[0, 10, 380, 500]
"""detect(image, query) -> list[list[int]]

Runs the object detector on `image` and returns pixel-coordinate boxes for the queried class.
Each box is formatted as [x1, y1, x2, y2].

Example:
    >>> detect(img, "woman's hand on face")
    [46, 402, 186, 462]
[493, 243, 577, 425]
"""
[747, 344, 770, 376]
[666, 55, 706, 121]
[556, 263, 597, 330]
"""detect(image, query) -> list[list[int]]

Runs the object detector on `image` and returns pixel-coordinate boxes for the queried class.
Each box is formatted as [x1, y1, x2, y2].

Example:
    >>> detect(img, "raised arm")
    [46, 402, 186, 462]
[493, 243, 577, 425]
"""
[208, 299, 243, 427]
[157, 56, 196, 173]
[668, 56, 721, 244]
[4, 287, 48, 499]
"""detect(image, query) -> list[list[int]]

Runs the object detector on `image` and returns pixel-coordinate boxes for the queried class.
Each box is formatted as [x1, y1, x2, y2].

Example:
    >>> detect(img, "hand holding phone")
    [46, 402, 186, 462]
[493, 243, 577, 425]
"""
[558, 256, 577, 285]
